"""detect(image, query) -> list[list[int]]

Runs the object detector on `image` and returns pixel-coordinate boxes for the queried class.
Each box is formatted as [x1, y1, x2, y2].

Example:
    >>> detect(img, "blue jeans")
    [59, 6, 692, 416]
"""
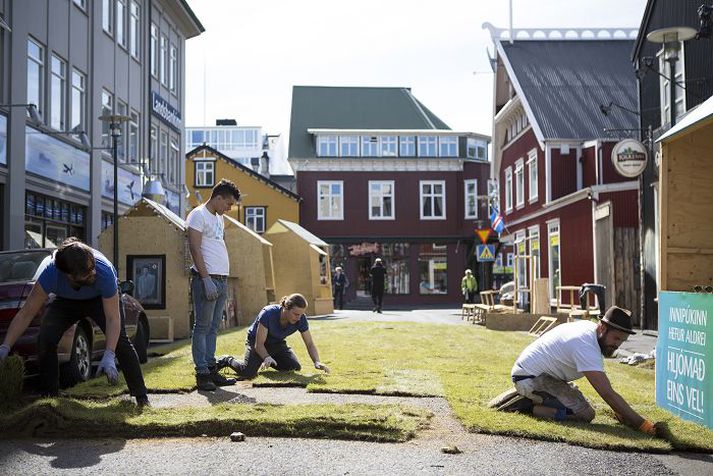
[191, 275, 227, 374]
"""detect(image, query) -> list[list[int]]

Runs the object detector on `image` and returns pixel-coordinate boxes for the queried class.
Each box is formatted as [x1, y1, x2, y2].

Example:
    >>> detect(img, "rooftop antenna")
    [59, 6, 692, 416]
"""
[509, 0, 514, 44]
[202, 42, 207, 127]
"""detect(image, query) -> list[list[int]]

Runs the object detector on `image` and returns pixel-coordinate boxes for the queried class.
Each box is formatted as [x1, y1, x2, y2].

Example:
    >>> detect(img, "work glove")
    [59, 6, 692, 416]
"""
[260, 356, 277, 371]
[96, 349, 119, 385]
[0, 344, 9, 361]
[314, 361, 331, 374]
[202, 277, 219, 301]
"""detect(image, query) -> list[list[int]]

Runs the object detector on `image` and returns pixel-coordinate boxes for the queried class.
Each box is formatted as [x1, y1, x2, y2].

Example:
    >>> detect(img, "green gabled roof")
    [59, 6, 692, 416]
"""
[288, 86, 451, 158]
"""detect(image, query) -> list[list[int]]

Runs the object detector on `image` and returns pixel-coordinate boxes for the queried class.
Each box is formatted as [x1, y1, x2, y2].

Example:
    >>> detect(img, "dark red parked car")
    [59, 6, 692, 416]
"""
[0, 249, 150, 388]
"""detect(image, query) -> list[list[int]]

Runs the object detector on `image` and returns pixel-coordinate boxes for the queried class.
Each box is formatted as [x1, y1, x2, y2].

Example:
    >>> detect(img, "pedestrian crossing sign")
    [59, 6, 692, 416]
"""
[476, 244, 496, 262]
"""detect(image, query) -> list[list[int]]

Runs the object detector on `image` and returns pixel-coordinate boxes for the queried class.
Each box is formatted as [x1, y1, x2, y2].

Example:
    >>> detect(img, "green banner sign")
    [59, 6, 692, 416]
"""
[657, 292, 712, 429]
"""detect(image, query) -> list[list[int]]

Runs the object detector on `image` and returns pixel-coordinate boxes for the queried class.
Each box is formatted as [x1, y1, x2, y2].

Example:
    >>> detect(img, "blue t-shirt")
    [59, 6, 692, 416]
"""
[247, 304, 309, 346]
[37, 250, 119, 300]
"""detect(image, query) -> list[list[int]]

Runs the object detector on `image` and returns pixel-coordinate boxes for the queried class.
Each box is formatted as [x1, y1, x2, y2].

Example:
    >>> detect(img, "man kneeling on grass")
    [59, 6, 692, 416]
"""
[490, 306, 659, 436]
[216, 293, 331, 380]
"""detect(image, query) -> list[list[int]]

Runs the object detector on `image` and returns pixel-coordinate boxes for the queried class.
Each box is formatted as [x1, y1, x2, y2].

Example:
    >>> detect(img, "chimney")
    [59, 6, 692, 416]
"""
[260, 151, 270, 177]
[250, 157, 260, 173]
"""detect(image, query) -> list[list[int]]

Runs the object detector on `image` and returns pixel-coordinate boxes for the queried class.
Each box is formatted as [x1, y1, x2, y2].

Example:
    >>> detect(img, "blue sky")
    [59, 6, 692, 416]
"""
[185, 0, 647, 141]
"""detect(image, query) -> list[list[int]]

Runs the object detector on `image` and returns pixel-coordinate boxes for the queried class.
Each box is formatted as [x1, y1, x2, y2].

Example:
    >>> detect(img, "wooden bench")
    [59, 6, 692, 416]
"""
[480, 290, 511, 313]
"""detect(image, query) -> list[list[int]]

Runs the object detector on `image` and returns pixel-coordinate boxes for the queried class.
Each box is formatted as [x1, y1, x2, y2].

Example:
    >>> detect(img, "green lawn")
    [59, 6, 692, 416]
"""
[43, 321, 713, 451]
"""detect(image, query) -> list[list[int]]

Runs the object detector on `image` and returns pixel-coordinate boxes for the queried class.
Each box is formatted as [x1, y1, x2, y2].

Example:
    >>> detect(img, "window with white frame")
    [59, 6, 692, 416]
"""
[339, 135, 358, 157]
[116, 101, 127, 162]
[102, 0, 113, 35]
[149, 124, 157, 172]
[70, 69, 85, 131]
[169, 139, 178, 184]
[380, 136, 397, 157]
[439, 136, 458, 157]
[528, 226, 540, 280]
[504, 167, 513, 212]
[369, 181, 394, 219]
[129, 1, 140, 59]
[420, 180, 445, 219]
[514, 231, 527, 293]
[101, 89, 113, 148]
[465, 179, 478, 218]
[50, 54, 66, 130]
[477, 144, 487, 160]
[169, 43, 177, 93]
[659, 44, 686, 125]
[150, 23, 158, 77]
[160, 34, 168, 85]
[318, 181, 343, 220]
[195, 161, 214, 187]
[548, 221, 560, 300]
[527, 150, 538, 202]
[116, 0, 127, 48]
[27, 38, 44, 120]
[160, 131, 168, 176]
[515, 160, 524, 207]
[399, 136, 415, 156]
[361, 136, 379, 156]
[245, 207, 266, 233]
[128, 110, 139, 163]
[418, 136, 437, 157]
[317, 135, 337, 156]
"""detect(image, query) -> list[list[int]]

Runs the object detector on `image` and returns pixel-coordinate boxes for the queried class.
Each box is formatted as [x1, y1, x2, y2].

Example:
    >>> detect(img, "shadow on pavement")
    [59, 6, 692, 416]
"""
[17, 439, 126, 469]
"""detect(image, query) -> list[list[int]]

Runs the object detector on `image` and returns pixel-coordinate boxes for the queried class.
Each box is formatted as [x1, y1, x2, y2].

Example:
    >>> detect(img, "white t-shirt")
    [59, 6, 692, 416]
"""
[186, 204, 229, 276]
[512, 320, 604, 382]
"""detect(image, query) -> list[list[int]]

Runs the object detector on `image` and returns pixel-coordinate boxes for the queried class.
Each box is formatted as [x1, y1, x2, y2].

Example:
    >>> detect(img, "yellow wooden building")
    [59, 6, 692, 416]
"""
[99, 198, 191, 341]
[185, 145, 300, 234]
[265, 219, 334, 316]
[224, 215, 276, 325]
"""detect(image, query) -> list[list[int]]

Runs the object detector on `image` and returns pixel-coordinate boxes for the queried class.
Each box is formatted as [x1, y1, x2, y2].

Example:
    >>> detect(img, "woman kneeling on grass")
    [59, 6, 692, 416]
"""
[217, 293, 331, 379]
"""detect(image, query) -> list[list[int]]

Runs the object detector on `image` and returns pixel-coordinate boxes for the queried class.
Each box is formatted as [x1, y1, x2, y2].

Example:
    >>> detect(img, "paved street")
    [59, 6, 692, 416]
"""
[1, 307, 706, 476]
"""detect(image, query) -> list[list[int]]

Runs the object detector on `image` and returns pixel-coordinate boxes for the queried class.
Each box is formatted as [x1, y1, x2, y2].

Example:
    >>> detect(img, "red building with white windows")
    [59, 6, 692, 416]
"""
[288, 86, 491, 307]
[486, 25, 643, 321]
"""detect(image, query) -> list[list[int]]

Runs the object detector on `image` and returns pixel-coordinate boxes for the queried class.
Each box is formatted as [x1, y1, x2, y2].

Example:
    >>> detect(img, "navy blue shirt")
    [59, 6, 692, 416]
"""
[247, 304, 309, 346]
[37, 250, 118, 299]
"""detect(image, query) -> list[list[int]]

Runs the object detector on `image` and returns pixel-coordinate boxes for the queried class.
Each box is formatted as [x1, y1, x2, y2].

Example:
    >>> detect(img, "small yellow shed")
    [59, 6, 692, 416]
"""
[99, 198, 190, 341]
[224, 215, 276, 325]
[264, 219, 334, 315]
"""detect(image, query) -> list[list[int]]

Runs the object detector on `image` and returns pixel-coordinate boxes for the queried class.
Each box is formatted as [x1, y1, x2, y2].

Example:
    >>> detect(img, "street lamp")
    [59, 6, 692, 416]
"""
[98, 113, 130, 273]
[646, 26, 697, 127]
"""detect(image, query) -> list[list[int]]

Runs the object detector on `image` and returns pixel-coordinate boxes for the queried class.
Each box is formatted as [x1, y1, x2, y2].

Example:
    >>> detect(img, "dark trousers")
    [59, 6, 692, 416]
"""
[372, 286, 384, 310]
[37, 297, 147, 397]
[231, 340, 301, 380]
[333, 285, 345, 310]
[464, 289, 476, 304]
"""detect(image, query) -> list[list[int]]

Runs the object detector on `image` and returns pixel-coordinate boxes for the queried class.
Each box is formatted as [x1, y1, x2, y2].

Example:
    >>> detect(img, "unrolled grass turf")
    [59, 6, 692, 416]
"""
[62, 320, 713, 452]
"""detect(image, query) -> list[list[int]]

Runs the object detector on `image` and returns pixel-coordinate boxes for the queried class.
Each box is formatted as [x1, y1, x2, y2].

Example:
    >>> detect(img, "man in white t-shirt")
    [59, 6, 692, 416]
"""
[491, 306, 659, 437]
[186, 178, 241, 391]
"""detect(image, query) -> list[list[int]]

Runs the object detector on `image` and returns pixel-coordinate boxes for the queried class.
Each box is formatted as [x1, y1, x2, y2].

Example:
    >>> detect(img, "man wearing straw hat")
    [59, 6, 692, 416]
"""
[490, 306, 660, 436]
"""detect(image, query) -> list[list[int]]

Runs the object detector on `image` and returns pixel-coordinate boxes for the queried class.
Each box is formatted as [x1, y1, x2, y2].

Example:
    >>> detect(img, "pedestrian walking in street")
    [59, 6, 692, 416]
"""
[332, 266, 349, 310]
[0, 238, 149, 406]
[370, 258, 387, 313]
[186, 178, 241, 391]
[490, 306, 661, 436]
[217, 293, 331, 379]
[461, 269, 478, 304]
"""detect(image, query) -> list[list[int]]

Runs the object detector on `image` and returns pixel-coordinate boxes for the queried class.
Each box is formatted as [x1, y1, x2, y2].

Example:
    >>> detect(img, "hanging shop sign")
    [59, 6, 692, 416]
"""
[611, 139, 648, 178]
[151, 91, 182, 131]
[26, 126, 90, 191]
[101, 160, 142, 206]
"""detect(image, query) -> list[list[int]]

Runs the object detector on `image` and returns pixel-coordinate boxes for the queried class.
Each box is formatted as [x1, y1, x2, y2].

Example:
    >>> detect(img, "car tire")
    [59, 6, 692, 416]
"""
[133, 317, 149, 364]
[59, 326, 92, 388]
